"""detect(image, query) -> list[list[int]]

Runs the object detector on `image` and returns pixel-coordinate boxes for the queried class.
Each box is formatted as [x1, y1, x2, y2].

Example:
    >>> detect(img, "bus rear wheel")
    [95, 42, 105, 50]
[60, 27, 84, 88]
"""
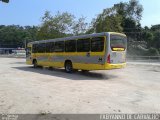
[33, 59, 38, 68]
[65, 61, 73, 73]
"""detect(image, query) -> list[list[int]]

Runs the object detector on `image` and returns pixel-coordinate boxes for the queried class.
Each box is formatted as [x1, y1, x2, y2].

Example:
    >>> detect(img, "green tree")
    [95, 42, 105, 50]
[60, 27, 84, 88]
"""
[72, 17, 88, 35]
[37, 11, 75, 40]
[87, 0, 143, 35]
[114, 0, 143, 41]
[0, 25, 38, 48]
[151, 24, 160, 31]
[37, 11, 88, 39]
[142, 31, 153, 48]
[153, 31, 160, 49]
[88, 7, 123, 33]
[147, 47, 159, 56]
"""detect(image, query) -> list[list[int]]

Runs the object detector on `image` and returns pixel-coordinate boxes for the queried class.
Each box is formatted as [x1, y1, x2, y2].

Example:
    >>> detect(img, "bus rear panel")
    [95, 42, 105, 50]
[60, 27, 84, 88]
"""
[104, 32, 127, 70]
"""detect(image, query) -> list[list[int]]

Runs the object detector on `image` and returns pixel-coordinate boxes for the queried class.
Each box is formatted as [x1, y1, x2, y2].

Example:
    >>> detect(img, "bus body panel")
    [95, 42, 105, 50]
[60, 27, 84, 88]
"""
[30, 51, 106, 70]
[26, 32, 127, 70]
[110, 51, 126, 64]
[108, 32, 127, 65]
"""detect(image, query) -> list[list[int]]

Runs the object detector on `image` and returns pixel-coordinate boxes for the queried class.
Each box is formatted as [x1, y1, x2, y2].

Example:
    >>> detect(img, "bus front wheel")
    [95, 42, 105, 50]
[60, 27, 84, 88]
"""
[65, 61, 73, 73]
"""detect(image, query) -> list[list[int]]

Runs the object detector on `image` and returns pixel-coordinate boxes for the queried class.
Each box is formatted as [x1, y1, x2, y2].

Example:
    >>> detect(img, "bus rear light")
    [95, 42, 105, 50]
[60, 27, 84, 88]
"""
[107, 54, 110, 63]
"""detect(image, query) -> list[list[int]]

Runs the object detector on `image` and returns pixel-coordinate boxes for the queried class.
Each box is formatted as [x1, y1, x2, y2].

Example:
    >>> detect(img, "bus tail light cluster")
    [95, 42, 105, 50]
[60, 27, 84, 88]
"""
[107, 54, 110, 63]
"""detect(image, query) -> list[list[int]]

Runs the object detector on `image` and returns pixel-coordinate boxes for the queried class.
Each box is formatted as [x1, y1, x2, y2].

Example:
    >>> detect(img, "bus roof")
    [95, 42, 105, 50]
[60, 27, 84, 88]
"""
[29, 32, 126, 45]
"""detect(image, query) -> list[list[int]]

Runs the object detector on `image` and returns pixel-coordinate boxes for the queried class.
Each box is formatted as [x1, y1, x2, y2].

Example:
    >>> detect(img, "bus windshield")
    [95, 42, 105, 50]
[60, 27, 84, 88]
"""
[110, 34, 127, 51]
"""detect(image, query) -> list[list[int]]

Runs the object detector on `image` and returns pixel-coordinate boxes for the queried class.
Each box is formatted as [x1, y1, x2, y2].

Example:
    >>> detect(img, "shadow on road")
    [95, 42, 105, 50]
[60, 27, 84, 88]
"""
[12, 66, 118, 80]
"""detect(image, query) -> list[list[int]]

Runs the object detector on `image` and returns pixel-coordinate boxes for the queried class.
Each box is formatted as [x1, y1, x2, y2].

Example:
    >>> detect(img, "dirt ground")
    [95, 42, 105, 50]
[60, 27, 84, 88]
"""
[0, 57, 160, 114]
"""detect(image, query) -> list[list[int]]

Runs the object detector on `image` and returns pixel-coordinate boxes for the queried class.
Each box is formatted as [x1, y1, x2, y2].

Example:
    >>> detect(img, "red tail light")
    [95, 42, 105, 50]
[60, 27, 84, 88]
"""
[107, 54, 110, 63]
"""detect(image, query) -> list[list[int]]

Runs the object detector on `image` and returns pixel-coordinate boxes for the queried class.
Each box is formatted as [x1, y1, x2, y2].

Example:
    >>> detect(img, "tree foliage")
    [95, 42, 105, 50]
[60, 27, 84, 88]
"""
[72, 17, 88, 35]
[0, 0, 159, 56]
[88, 7, 123, 33]
[87, 0, 143, 34]
[37, 11, 88, 40]
[0, 25, 38, 48]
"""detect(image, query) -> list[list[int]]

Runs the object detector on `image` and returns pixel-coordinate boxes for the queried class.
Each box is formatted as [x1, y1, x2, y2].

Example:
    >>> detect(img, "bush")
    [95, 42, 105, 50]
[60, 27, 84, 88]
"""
[146, 48, 159, 56]
[127, 44, 148, 56]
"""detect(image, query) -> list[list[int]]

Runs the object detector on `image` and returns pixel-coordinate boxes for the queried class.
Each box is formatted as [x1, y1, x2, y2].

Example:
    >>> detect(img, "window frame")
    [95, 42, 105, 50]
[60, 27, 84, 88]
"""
[65, 40, 76, 52]
[91, 37, 105, 52]
[38, 43, 46, 53]
[54, 41, 65, 52]
[32, 44, 36, 53]
[45, 42, 55, 53]
[77, 38, 91, 52]
[110, 34, 127, 51]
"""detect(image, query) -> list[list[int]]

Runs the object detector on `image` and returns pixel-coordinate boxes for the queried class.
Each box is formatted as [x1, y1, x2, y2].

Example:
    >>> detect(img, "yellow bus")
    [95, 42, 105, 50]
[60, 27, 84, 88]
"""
[26, 32, 127, 72]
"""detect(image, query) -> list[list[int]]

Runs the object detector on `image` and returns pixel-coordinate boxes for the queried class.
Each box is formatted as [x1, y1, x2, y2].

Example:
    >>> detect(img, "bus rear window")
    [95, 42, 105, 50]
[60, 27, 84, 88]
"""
[110, 35, 127, 51]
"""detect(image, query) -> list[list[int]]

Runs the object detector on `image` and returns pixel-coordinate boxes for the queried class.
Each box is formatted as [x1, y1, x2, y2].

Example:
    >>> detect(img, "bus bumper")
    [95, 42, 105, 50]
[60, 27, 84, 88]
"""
[105, 63, 126, 70]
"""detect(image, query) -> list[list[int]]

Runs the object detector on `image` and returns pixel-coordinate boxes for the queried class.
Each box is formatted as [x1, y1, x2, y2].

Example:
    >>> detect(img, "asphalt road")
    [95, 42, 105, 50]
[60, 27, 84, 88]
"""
[0, 57, 160, 114]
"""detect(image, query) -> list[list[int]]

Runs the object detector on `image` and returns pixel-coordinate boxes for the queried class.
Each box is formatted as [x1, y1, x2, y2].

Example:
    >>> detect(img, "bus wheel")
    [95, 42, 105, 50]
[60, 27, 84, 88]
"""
[33, 59, 38, 68]
[65, 61, 73, 73]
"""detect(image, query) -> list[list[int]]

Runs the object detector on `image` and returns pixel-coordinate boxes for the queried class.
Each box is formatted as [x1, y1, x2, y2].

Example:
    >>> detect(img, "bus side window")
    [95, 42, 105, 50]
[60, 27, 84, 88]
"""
[42, 43, 46, 53]
[36, 44, 40, 53]
[50, 42, 55, 52]
[32, 44, 36, 53]
[38, 43, 45, 53]
[91, 37, 104, 52]
[37, 43, 44, 53]
[54, 41, 64, 52]
[77, 38, 90, 52]
[46, 42, 51, 53]
[65, 40, 76, 52]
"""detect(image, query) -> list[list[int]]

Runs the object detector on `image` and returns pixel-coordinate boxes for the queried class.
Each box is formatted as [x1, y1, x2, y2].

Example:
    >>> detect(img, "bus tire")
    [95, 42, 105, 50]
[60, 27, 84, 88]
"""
[33, 59, 38, 68]
[65, 61, 73, 73]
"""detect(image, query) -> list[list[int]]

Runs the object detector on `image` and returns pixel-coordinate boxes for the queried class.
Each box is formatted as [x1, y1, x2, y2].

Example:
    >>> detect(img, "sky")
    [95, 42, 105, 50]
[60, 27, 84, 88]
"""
[0, 0, 160, 27]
